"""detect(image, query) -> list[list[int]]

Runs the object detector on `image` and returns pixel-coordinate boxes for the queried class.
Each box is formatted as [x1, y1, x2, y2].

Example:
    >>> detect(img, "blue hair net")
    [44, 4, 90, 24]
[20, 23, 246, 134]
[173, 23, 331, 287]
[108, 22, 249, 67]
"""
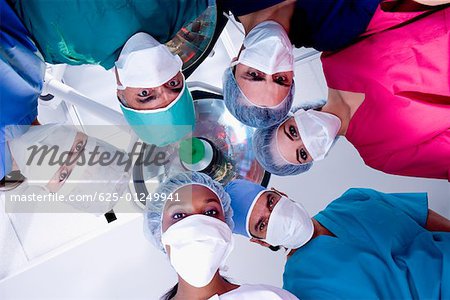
[143, 172, 234, 252]
[252, 119, 313, 176]
[222, 67, 294, 128]
[225, 179, 266, 238]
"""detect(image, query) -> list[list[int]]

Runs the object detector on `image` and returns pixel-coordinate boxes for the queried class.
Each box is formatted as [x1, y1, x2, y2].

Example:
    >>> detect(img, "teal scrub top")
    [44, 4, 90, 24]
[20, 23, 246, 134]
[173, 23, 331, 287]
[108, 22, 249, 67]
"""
[9, 0, 208, 69]
[283, 188, 450, 300]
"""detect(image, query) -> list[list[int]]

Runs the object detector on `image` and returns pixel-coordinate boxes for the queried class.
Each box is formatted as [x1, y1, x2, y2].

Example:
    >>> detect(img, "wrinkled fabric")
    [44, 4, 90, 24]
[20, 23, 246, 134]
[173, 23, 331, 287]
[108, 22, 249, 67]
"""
[284, 188, 450, 300]
[9, 0, 208, 69]
[322, 6, 450, 180]
[290, 0, 381, 51]
[223, 0, 380, 51]
[0, 0, 45, 178]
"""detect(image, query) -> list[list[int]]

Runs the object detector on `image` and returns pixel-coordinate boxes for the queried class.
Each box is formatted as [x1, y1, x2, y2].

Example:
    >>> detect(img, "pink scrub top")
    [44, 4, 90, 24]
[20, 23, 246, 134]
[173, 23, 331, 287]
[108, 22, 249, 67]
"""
[321, 5, 450, 181]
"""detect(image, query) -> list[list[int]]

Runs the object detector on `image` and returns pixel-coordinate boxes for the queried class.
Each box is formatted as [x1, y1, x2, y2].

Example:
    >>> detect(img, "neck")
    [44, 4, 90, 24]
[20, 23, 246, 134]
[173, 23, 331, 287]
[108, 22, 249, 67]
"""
[238, 0, 296, 34]
[321, 88, 352, 136]
[173, 272, 238, 300]
[288, 218, 334, 257]
[322, 88, 366, 135]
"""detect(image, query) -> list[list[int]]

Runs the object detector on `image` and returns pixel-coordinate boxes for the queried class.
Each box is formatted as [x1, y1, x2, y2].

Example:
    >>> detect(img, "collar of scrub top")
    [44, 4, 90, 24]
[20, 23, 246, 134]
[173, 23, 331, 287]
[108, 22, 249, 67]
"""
[119, 75, 195, 147]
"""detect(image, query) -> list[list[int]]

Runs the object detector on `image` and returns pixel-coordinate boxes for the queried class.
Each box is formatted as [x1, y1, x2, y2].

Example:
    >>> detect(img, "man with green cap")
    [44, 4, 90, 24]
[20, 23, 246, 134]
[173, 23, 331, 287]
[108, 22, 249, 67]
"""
[5, 0, 210, 147]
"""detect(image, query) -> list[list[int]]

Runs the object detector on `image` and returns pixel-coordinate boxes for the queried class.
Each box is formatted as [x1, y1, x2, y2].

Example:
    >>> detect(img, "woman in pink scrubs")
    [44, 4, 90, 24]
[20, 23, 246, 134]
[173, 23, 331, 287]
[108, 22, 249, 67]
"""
[253, 3, 450, 180]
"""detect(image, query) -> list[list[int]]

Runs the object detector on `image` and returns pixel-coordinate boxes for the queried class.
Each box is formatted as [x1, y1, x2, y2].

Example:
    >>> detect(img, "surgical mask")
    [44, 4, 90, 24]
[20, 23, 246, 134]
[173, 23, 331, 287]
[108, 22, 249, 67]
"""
[293, 109, 341, 161]
[119, 81, 195, 146]
[161, 215, 234, 288]
[237, 21, 293, 75]
[264, 196, 314, 249]
[115, 32, 183, 89]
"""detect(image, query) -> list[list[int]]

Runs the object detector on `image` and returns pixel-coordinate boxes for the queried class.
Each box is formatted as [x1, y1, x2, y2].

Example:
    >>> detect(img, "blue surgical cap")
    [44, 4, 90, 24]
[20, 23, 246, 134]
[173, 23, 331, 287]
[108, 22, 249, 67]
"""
[225, 179, 267, 237]
[143, 172, 234, 252]
[252, 120, 313, 176]
[222, 67, 294, 128]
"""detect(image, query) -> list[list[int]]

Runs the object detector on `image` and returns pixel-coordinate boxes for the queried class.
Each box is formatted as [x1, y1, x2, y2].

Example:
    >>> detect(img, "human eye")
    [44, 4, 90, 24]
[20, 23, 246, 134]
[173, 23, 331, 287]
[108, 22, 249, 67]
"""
[172, 212, 187, 220]
[268, 195, 275, 210]
[74, 140, 85, 153]
[204, 209, 218, 217]
[259, 221, 267, 232]
[138, 90, 150, 97]
[299, 148, 308, 160]
[166, 78, 181, 88]
[247, 70, 263, 81]
[59, 169, 69, 182]
[289, 125, 298, 138]
[274, 75, 287, 83]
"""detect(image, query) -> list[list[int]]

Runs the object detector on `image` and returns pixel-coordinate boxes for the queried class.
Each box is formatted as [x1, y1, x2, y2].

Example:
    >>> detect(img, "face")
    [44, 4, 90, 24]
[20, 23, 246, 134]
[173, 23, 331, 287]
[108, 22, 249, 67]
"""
[46, 132, 88, 193]
[117, 71, 183, 110]
[235, 63, 293, 107]
[277, 117, 313, 164]
[161, 185, 226, 234]
[247, 189, 284, 239]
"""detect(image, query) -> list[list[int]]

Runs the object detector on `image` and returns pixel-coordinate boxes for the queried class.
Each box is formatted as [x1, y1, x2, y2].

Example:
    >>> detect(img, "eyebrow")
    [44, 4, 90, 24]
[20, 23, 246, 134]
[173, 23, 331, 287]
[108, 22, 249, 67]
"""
[296, 149, 303, 164]
[240, 74, 265, 82]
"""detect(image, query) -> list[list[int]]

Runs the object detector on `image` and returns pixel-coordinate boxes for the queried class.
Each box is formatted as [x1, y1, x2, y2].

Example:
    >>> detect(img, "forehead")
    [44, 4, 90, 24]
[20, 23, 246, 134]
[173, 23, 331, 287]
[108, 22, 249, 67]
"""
[163, 184, 221, 213]
[235, 67, 290, 107]
[123, 71, 184, 91]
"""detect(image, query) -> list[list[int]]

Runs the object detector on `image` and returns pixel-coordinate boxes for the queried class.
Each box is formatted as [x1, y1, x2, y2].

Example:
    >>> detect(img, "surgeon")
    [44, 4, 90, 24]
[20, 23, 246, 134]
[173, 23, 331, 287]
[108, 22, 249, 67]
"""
[5, 124, 131, 214]
[221, 0, 381, 128]
[253, 4, 450, 180]
[221, 0, 447, 128]
[225, 179, 450, 300]
[144, 172, 299, 300]
[0, 0, 45, 180]
[1, 0, 208, 180]
[114, 32, 194, 146]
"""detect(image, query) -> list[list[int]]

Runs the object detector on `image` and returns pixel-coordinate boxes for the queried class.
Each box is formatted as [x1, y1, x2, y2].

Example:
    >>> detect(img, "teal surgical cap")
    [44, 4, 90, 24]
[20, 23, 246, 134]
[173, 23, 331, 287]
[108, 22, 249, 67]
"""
[120, 83, 195, 146]
[225, 179, 267, 237]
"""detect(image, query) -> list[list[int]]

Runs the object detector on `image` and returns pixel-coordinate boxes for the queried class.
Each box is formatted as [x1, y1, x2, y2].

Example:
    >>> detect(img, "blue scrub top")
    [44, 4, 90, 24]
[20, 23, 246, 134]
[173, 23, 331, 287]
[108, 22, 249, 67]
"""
[283, 188, 450, 300]
[223, 0, 380, 51]
[0, 0, 45, 179]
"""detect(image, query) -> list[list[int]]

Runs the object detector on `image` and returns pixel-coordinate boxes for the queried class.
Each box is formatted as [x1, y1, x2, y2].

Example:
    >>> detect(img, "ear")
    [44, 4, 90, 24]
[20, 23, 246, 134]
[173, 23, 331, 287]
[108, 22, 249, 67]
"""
[250, 237, 273, 248]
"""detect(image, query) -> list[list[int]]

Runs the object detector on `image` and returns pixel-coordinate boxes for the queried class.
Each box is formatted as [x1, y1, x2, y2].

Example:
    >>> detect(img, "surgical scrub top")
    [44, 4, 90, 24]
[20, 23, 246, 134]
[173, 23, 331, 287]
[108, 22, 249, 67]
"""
[283, 188, 450, 300]
[223, 0, 380, 51]
[1, 0, 45, 179]
[321, 6, 450, 180]
[8, 0, 208, 69]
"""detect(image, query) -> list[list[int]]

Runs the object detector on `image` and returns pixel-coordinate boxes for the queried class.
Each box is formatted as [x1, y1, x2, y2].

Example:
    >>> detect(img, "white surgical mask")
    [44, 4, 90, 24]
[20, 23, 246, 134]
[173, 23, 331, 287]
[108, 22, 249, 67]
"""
[161, 215, 234, 288]
[293, 109, 341, 161]
[115, 32, 183, 89]
[264, 196, 314, 249]
[237, 21, 294, 75]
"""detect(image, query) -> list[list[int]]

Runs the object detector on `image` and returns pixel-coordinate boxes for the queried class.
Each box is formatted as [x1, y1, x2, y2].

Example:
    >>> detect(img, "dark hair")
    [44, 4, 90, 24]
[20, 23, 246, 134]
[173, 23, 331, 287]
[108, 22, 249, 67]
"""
[161, 277, 233, 299]
[161, 283, 178, 300]
[269, 245, 281, 252]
